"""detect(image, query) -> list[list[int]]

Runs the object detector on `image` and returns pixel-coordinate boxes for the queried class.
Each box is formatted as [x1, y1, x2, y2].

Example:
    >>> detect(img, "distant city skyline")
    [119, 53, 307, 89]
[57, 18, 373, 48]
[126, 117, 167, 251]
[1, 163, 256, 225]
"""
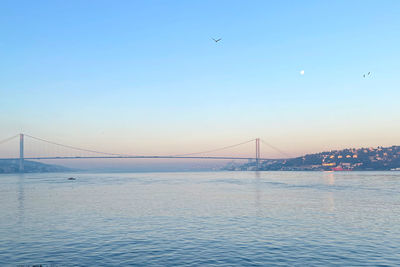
[1, 0, 400, 161]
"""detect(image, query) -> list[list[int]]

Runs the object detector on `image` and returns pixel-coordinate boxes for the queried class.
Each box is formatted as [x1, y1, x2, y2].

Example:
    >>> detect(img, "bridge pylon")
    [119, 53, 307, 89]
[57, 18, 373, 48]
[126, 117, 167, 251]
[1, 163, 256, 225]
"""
[256, 138, 260, 169]
[19, 133, 24, 173]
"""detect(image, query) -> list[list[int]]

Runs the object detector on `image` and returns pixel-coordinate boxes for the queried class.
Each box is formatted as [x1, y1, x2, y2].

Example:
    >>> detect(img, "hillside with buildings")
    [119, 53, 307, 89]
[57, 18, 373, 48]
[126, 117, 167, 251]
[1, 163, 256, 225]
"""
[227, 145, 400, 171]
[0, 160, 71, 173]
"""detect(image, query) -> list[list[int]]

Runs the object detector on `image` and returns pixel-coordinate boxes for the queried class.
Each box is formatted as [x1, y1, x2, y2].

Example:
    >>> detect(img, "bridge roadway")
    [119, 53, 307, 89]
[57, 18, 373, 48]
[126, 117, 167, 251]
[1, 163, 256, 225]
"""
[1, 156, 272, 161]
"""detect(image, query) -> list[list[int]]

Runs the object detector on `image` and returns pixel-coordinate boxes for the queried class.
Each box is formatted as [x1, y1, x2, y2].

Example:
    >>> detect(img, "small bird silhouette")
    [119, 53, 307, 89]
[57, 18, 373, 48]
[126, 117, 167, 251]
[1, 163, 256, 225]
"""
[212, 38, 222, 43]
[363, 72, 371, 78]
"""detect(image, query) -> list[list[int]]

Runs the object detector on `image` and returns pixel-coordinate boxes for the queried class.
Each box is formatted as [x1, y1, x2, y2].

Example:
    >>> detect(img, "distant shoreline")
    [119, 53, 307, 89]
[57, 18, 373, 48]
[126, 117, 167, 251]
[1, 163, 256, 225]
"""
[225, 145, 400, 172]
[0, 159, 72, 174]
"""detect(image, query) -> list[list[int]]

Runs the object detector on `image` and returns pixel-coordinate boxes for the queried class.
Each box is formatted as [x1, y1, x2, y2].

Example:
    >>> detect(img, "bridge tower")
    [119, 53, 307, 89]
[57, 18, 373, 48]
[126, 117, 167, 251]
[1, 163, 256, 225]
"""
[255, 138, 260, 169]
[19, 133, 24, 173]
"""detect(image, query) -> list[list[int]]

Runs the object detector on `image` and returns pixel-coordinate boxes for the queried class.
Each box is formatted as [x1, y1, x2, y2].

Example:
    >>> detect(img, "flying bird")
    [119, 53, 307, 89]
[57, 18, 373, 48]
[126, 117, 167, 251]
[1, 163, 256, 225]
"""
[363, 72, 371, 78]
[212, 38, 222, 43]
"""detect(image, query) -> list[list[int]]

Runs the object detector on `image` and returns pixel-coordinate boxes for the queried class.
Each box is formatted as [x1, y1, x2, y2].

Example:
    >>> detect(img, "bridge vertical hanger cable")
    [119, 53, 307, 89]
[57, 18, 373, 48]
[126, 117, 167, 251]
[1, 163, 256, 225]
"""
[22, 135, 260, 158]
[24, 134, 127, 157]
[2, 134, 286, 160]
[0, 134, 19, 159]
[0, 134, 19, 145]
[169, 139, 256, 157]
[260, 139, 291, 158]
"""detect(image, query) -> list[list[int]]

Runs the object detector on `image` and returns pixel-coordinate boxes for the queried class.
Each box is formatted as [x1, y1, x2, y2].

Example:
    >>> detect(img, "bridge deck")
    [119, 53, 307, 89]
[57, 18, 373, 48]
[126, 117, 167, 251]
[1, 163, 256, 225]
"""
[0, 156, 273, 160]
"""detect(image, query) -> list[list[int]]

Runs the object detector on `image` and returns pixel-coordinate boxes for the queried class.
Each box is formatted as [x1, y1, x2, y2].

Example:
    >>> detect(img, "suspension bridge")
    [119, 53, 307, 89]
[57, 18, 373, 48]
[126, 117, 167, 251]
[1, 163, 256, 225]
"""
[0, 134, 289, 172]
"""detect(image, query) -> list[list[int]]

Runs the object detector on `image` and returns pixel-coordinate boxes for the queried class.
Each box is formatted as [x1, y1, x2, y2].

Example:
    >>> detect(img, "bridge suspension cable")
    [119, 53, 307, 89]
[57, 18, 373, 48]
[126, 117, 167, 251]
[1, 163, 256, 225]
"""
[1, 134, 289, 161]
[0, 134, 19, 145]
[170, 139, 256, 157]
[260, 139, 291, 158]
[24, 134, 127, 157]
[19, 134, 261, 158]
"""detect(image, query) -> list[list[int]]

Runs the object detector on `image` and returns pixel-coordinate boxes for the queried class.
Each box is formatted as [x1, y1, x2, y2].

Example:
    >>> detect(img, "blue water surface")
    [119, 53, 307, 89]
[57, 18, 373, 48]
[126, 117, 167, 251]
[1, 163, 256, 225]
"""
[0, 171, 399, 266]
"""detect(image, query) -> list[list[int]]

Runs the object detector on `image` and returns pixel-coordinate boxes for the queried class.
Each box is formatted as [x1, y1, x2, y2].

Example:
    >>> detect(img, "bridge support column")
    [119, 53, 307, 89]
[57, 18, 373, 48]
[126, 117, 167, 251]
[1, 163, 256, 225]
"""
[256, 138, 260, 170]
[19, 133, 24, 173]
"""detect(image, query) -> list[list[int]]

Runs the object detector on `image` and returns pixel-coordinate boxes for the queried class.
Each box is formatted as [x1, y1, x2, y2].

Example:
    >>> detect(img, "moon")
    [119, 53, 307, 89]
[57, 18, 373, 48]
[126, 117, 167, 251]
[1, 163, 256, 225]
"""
[300, 70, 305, 75]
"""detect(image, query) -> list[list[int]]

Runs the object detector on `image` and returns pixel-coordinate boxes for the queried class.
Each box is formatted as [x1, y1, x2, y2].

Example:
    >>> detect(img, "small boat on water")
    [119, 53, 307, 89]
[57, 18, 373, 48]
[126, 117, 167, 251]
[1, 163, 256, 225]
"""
[68, 177, 76, 180]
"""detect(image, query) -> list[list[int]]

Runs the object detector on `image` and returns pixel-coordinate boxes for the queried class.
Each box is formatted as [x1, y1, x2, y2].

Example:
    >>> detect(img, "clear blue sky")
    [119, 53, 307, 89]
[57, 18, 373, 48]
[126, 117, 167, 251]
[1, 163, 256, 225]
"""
[1, 0, 400, 158]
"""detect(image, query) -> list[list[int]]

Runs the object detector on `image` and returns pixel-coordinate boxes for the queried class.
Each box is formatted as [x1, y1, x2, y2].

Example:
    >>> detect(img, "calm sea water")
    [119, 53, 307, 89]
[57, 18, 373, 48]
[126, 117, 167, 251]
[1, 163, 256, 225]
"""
[0, 171, 399, 266]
